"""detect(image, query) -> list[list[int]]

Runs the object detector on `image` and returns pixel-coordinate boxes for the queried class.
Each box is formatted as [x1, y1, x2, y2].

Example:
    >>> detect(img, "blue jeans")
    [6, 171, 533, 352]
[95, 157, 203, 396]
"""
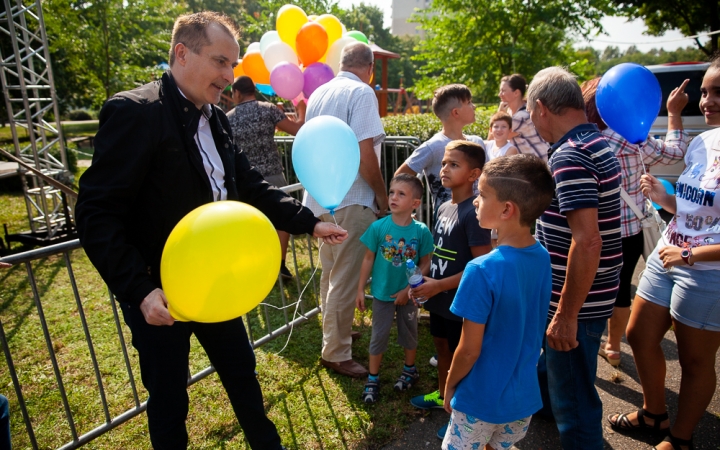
[538, 317, 606, 450]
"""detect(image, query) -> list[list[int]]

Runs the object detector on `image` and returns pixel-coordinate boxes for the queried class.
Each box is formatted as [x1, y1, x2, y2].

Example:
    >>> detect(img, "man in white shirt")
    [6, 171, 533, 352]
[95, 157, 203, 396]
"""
[304, 42, 387, 378]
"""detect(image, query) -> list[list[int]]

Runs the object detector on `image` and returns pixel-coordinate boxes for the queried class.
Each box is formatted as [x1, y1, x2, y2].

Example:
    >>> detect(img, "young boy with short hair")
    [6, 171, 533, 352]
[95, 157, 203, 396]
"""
[485, 111, 518, 160]
[394, 84, 485, 215]
[441, 154, 555, 450]
[409, 140, 492, 438]
[356, 174, 435, 403]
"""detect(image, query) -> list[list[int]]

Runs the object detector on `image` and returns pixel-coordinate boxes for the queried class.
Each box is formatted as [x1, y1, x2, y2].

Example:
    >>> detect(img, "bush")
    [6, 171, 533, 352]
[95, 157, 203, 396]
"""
[381, 106, 495, 143]
[67, 109, 93, 121]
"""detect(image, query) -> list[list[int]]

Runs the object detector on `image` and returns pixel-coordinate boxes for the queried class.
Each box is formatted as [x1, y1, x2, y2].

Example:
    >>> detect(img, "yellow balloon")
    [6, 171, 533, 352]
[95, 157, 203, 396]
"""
[276, 4, 308, 51]
[308, 14, 318, 21]
[316, 14, 343, 47]
[161, 201, 281, 323]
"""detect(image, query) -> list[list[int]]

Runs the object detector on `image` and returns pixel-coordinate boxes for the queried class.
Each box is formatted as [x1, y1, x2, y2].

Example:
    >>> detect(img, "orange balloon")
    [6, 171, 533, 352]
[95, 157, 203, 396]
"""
[242, 51, 270, 85]
[233, 60, 245, 78]
[296, 22, 328, 66]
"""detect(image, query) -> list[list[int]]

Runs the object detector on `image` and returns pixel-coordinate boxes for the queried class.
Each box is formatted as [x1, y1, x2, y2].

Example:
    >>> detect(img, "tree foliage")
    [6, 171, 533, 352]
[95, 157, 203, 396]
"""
[44, 0, 180, 112]
[612, 0, 719, 56]
[412, 0, 616, 101]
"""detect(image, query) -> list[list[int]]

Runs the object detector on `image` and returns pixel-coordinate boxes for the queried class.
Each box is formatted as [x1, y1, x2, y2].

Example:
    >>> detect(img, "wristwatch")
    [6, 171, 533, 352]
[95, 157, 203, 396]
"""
[681, 247, 694, 266]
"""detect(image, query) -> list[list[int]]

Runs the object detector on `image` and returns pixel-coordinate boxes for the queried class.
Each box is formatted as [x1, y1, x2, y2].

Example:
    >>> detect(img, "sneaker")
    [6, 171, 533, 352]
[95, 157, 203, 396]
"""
[280, 262, 293, 280]
[410, 390, 444, 409]
[362, 380, 380, 403]
[436, 422, 449, 440]
[393, 368, 419, 391]
[429, 354, 438, 367]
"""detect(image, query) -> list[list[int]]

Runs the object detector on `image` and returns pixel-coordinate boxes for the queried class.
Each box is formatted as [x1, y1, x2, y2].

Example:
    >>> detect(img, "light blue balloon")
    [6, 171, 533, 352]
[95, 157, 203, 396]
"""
[292, 116, 360, 212]
[256, 83, 275, 96]
[651, 178, 676, 210]
[260, 31, 280, 57]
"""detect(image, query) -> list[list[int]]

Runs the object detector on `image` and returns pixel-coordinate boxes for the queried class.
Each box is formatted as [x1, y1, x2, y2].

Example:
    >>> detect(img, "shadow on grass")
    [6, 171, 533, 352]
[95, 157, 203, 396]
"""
[253, 303, 439, 450]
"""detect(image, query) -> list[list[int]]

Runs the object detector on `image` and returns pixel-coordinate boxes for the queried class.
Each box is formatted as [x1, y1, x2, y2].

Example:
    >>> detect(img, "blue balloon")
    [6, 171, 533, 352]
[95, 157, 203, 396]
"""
[292, 116, 360, 212]
[652, 178, 676, 211]
[256, 83, 275, 96]
[596, 63, 662, 145]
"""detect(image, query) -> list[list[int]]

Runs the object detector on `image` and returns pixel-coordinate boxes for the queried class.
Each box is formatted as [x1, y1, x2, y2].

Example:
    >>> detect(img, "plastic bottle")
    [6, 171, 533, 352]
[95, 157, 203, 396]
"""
[406, 259, 427, 304]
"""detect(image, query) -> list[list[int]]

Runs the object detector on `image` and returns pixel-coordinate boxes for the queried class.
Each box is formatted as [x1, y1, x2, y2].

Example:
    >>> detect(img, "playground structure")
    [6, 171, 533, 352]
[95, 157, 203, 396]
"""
[0, 0, 74, 251]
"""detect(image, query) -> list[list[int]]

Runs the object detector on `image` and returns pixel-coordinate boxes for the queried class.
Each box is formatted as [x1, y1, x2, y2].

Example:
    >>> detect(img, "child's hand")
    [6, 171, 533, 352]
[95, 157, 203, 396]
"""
[409, 276, 441, 300]
[391, 288, 410, 306]
[443, 385, 455, 413]
[356, 291, 367, 312]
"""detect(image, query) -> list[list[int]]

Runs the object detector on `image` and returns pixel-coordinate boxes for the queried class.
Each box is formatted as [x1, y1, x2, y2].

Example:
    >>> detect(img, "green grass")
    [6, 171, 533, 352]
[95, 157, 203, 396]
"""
[0, 122, 98, 145]
[0, 189, 438, 449]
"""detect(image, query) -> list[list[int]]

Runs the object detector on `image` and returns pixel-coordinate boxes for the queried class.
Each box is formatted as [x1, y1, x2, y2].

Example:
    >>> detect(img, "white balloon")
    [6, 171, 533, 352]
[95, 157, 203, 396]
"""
[247, 42, 260, 53]
[260, 31, 280, 57]
[326, 36, 355, 75]
[263, 41, 298, 72]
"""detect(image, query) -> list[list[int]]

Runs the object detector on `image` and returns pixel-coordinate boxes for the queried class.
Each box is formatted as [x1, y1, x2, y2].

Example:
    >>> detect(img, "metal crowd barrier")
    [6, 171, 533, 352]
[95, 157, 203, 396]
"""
[0, 183, 320, 449]
[0, 136, 424, 450]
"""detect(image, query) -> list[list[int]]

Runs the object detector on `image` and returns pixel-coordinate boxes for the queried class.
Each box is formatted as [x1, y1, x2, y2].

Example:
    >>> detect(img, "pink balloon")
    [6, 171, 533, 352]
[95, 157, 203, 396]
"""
[270, 62, 304, 99]
[303, 63, 335, 98]
[292, 92, 305, 106]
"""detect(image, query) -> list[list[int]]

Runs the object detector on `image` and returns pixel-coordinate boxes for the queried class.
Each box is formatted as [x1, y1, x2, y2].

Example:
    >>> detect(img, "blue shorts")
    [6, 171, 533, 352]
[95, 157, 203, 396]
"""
[636, 248, 720, 331]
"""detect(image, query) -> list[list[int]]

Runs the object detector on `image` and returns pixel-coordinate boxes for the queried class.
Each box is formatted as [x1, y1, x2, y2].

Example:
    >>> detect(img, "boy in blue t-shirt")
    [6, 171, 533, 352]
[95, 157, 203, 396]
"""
[356, 174, 435, 403]
[409, 140, 492, 439]
[442, 155, 555, 450]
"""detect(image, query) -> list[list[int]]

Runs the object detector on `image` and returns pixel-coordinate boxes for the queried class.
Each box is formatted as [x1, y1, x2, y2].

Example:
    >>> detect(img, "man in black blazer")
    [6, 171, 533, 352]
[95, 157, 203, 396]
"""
[76, 12, 346, 450]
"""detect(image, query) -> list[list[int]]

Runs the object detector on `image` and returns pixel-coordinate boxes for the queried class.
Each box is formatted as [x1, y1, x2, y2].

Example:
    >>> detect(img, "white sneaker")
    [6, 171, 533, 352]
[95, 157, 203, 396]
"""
[429, 354, 438, 367]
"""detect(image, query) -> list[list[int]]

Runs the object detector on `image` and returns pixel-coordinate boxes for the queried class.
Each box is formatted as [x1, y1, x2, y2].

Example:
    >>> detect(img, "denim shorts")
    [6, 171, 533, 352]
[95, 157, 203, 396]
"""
[636, 248, 720, 331]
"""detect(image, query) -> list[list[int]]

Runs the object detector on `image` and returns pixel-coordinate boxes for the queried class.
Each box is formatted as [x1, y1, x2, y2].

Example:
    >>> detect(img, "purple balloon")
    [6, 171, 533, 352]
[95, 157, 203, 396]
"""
[303, 63, 335, 98]
[270, 62, 304, 99]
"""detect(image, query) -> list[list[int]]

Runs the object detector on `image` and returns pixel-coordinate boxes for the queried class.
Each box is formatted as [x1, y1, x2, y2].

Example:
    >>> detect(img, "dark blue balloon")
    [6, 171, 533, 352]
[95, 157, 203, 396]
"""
[596, 63, 662, 145]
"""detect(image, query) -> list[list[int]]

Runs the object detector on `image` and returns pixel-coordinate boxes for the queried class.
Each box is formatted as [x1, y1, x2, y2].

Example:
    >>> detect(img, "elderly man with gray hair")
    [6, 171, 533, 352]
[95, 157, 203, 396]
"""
[303, 41, 387, 378]
[530, 67, 622, 449]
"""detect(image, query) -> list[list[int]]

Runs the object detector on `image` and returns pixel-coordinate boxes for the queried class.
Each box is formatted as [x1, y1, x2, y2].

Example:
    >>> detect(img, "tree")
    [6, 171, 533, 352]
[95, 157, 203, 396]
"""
[613, 0, 719, 56]
[412, 0, 616, 101]
[44, 0, 181, 112]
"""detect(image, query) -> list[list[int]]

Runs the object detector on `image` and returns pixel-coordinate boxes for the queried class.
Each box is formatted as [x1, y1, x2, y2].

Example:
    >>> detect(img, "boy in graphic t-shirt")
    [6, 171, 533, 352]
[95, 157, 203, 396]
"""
[408, 141, 492, 439]
[356, 174, 435, 403]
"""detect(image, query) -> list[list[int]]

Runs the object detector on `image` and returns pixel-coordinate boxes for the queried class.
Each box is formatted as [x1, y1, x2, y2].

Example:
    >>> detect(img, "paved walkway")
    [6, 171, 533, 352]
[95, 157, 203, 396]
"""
[382, 259, 720, 449]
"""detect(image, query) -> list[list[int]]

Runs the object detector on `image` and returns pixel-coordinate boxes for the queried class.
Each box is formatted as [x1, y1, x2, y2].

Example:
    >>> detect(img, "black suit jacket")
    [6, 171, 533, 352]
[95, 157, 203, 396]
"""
[76, 72, 318, 306]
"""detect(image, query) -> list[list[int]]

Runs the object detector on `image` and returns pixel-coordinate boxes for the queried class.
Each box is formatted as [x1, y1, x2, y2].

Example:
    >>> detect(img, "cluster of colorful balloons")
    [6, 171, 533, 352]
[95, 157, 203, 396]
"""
[234, 4, 369, 100]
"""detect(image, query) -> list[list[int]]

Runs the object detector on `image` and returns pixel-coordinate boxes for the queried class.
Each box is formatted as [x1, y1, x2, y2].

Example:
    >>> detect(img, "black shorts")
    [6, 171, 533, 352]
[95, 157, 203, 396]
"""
[429, 312, 463, 353]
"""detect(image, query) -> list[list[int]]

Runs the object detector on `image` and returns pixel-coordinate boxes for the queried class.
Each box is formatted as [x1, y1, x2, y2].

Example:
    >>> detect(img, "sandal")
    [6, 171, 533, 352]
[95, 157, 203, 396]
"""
[654, 431, 694, 450]
[598, 345, 621, 367]
[393, 368, 419, 392]
[607, 408, 669, 432]
[361, 380, 379, 403]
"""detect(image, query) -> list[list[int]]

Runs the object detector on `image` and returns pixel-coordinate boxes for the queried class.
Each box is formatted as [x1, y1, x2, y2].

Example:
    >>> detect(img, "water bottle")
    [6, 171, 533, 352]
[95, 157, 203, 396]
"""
[406, 260, 427, 304]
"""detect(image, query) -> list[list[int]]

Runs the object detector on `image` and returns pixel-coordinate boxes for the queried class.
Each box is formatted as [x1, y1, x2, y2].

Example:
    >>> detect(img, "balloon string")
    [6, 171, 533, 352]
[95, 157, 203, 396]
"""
[261, 240, 324, 354]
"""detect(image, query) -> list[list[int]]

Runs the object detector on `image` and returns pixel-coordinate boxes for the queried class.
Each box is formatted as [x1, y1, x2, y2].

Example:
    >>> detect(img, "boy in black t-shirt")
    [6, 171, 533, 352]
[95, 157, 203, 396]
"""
[408, 140, 492, 440]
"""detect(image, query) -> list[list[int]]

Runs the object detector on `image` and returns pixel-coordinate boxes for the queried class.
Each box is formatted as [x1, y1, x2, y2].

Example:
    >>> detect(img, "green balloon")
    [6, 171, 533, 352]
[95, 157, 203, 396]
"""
[345, 30, 369, 44]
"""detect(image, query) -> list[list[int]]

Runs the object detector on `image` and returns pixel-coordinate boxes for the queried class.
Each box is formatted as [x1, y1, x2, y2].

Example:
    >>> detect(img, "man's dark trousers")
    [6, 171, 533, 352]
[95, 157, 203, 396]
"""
[120, 302, 282, 450]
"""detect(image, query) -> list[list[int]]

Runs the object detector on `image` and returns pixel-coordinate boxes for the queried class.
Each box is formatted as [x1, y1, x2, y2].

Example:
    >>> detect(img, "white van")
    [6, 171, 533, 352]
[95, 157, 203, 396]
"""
[647, 62, 710, 183]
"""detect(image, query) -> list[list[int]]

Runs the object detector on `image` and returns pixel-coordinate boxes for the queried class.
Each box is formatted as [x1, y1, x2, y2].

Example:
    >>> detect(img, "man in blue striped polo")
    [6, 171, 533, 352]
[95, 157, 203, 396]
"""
[529, 67, 622, 450]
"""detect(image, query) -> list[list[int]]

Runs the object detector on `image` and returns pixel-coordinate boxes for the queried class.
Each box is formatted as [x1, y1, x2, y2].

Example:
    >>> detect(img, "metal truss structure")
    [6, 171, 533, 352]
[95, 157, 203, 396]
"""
[0, 0, 73, 247]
